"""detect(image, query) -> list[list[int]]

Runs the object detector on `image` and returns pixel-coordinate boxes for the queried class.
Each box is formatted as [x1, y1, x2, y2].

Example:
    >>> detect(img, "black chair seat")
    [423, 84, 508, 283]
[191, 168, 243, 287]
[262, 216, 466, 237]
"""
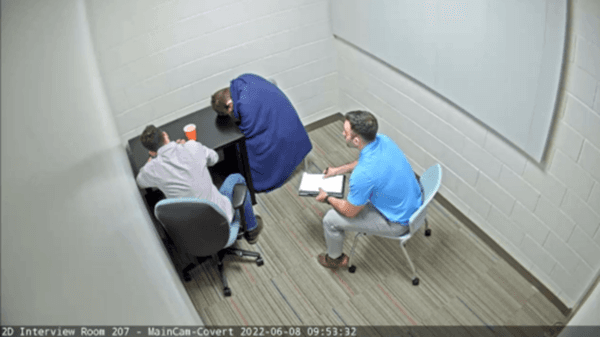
[154, 188, 263, 297]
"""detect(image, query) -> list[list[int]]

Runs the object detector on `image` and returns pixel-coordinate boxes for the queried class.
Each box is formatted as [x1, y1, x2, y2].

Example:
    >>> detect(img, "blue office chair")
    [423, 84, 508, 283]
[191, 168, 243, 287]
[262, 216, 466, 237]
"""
[347, 164, 442, 286]
[154, 184, 263, 297]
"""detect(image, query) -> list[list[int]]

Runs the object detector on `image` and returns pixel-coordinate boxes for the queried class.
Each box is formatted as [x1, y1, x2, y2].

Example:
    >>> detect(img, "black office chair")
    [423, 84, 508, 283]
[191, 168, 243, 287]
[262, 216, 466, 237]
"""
[154, 184, 264, 297]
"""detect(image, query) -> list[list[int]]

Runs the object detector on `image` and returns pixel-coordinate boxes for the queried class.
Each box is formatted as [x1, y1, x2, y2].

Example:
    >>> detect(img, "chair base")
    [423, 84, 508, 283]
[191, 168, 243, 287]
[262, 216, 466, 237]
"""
[224, 287, 232, 297]
[347, 225, 433, 286]
[181, 247, 263, 297]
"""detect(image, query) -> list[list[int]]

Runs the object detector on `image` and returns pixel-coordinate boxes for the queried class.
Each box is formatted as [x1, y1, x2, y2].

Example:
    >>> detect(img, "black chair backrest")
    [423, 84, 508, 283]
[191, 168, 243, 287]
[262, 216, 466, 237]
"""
[154, 198, 230, 257]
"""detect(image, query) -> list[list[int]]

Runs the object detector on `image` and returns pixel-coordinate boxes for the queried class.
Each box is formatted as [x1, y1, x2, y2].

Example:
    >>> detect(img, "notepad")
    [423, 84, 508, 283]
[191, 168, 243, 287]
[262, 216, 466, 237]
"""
[298, 173, 345, 198]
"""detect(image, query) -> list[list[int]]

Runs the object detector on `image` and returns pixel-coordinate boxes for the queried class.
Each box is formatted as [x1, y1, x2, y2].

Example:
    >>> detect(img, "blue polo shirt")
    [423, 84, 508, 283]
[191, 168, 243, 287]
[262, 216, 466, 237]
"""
[347, 134, 422, 224]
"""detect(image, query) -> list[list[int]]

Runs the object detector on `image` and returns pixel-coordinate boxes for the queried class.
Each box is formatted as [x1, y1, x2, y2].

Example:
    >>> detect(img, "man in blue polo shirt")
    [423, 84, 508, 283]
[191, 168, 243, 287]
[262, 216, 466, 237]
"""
[315, 110, 422, 269]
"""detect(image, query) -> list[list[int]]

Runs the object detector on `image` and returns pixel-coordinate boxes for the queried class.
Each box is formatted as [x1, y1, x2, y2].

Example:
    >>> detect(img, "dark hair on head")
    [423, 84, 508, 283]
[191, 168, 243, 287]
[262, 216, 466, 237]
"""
[211, 87, 231, 116]
[344, 110, 378, 142]
[140, 125, 164, 152]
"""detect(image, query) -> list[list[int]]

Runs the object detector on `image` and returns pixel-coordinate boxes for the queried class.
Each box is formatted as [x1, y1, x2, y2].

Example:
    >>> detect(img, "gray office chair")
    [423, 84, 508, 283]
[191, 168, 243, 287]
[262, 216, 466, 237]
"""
[347, 164, 442, 286]
[154, 184, 263, 297]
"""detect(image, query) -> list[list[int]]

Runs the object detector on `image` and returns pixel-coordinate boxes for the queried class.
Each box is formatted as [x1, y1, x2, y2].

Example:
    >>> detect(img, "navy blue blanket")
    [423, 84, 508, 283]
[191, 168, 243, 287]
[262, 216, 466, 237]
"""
[231, 74, 312, 192]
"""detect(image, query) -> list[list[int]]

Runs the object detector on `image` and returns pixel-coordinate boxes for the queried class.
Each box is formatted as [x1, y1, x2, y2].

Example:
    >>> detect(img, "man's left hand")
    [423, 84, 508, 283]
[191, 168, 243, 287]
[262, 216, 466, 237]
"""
[176, 139, 186, 145]
[316, 188, 328, 203]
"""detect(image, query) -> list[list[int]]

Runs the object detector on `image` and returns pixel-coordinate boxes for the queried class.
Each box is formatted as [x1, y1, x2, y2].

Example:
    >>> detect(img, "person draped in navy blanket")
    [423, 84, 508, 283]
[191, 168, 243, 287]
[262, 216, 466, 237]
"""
[211, 74, 313, 193]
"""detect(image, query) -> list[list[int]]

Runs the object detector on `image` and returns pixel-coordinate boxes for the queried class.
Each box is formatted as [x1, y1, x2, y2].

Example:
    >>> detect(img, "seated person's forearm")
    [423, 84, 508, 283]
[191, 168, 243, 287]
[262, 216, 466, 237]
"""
[329, 197, 359, 218]
[337, 160, 358, 175]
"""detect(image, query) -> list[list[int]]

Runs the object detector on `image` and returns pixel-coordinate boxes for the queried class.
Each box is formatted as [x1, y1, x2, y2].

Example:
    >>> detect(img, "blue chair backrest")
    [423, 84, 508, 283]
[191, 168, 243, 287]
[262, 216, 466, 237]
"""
[408, 164, 442, 234]
[154, 198, 230, 257]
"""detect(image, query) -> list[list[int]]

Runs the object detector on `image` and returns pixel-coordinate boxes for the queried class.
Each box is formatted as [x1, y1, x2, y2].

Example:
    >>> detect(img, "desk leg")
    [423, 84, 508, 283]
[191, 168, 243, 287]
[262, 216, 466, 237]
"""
[236, 139, 257, 205]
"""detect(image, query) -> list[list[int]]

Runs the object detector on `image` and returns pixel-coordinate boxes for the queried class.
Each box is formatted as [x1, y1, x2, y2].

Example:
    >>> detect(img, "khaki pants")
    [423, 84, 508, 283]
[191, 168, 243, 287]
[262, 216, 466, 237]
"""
[322, 203, 409, 259]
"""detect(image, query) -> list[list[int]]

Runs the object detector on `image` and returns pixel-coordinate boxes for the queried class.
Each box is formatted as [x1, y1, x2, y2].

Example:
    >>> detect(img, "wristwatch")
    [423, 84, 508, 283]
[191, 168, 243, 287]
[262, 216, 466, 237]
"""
[325, 195, 332, 205]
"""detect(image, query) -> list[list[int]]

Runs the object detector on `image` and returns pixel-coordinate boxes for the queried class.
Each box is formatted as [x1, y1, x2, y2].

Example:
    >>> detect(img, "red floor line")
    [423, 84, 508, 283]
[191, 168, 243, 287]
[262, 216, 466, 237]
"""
[229, 298, 249, 326]
[513, 292, 528, 305]
[285, 184, 297, 196]
[313, 144, 328, 157]
[376, 284, 418, 325]
[285, 181, 325, 218]
[284, 222, 312, 257]
[286, 185, 304, 205]
[286, 184, 308, 207]
[310, 204, 324, 218]
[242, 265, 255, 284]
[333, 271, 355, 296]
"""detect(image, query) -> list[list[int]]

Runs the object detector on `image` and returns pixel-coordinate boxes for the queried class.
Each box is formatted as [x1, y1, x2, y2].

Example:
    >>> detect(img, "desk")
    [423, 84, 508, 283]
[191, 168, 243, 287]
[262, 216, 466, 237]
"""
[127, 106, 257, 207]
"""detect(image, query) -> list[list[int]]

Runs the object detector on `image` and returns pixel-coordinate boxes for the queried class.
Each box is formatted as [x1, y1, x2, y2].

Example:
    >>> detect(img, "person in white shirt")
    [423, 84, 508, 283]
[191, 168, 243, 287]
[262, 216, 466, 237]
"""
[136, 125, 263, 244]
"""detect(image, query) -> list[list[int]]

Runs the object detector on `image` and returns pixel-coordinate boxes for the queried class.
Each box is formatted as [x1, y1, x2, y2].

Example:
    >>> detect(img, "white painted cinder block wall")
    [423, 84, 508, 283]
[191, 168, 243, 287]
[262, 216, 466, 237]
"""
[336, 0, 600, 308]
[84, 0, 339, 143]
[1, 0, 202, 324]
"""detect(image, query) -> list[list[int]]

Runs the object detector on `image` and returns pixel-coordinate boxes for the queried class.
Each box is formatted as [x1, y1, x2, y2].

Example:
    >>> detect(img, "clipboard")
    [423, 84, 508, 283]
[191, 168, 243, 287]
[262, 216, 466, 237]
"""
[298, 173, 346, 198]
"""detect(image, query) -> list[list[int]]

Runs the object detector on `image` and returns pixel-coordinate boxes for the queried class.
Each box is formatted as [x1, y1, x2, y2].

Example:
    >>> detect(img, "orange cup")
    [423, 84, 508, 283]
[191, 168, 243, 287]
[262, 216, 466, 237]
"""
[184, 123, 197, 141]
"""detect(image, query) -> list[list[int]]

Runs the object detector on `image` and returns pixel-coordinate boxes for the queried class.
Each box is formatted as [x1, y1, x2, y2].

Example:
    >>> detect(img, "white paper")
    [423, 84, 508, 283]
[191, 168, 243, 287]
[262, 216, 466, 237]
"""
[298, 173, 344, 194]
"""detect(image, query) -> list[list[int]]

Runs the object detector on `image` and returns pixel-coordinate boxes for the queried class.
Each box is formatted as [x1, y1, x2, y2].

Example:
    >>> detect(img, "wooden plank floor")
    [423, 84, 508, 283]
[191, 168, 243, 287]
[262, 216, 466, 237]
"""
[171, 120, 566, 331]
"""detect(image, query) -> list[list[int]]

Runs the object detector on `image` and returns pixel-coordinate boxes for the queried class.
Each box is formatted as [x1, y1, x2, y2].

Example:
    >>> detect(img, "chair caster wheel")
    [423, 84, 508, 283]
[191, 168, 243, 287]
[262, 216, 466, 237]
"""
[412, 278, 419, 286]
[349, 265, 356, 273]
[425, 229, 431, 236]
[183, 274, 192, 282]
[224, 287, 232, 297]
[256, 258, 264, 266]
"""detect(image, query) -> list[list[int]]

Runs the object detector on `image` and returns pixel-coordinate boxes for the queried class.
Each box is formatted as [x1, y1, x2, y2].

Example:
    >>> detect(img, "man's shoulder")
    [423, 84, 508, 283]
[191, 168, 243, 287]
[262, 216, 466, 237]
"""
[139, 156, 163, 173]
[360, 134, 408, 171]
[183, 140, 202, 149]
[351, 159, 373, 181]
[377, 134, 406, 156]
[376, 133, 395, 146]
[136, 159, 161, 185]
[237, 73, 265, 82]
[237, 74, 277, 94]
[234, 73, 266, 88]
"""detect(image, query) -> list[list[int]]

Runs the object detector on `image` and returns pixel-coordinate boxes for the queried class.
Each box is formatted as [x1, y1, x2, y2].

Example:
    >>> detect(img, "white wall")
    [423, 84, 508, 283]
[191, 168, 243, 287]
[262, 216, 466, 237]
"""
[1, 0, 201, 324]
[336, 0, 600, 308]
[560, 281, 599, 334]
[332, 0, 567, 162]
[85, 0, 339, 143]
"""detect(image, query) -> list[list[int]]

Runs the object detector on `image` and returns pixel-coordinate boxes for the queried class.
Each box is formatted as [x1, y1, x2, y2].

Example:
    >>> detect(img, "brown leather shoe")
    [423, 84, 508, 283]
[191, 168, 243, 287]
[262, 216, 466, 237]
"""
[317, 253, 349, 269]
[244, 214, 263, 245]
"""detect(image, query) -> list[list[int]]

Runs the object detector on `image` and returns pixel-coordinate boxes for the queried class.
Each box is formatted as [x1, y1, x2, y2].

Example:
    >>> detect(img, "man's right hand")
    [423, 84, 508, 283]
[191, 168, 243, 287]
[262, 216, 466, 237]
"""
[323, 166, 337, 178]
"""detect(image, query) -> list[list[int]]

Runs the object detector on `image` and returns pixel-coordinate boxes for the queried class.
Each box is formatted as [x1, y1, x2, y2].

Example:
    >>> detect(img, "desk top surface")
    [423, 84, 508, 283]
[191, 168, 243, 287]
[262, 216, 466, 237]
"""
[127, 106, 243, 175]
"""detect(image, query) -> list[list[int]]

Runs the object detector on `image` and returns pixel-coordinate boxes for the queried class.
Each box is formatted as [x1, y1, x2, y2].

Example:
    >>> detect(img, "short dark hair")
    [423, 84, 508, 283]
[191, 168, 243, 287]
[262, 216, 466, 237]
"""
[344, 110, 378, 142]
[211, 87, 231, 116]
[140, 125, 164, 152]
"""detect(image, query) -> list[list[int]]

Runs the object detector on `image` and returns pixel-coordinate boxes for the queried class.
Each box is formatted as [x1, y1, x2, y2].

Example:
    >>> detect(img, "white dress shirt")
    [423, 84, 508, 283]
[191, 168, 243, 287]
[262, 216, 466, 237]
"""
[136, 141, 234, 223]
